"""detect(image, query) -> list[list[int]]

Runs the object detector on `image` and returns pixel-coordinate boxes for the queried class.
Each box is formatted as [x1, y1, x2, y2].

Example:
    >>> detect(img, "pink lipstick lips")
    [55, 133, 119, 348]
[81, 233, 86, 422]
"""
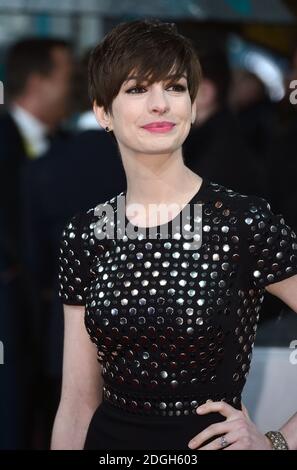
[141, 121, 176, 133]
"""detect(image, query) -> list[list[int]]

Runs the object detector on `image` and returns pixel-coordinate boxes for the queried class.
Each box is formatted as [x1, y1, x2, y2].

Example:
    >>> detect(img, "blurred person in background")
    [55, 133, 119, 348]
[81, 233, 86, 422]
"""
[230, 69, 279, 166]
[268, 41, 297, 228]
[269, 118, 297, 228]
[21, 51, 126, 448]
[0, 37, 73, 449]
[183, 48, 263, 196]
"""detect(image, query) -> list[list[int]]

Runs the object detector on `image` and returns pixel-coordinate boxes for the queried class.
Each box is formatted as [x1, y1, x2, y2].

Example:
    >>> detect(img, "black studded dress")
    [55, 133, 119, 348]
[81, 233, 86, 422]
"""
[58, 179, 297, 450]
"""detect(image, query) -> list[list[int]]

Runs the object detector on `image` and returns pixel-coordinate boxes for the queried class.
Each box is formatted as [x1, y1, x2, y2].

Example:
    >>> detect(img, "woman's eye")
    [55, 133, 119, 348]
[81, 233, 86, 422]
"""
[167, 84, 187, 92]
[126, 86, 146, 94]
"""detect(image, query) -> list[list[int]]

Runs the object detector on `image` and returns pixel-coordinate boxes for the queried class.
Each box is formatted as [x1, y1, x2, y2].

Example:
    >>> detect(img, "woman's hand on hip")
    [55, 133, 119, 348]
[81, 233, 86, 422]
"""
[187, 401, 272, 450]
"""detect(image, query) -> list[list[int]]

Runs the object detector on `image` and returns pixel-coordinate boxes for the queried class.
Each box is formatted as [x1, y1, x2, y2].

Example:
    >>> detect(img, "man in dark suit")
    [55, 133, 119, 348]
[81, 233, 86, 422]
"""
[1, 38, 73, 270]
[0, 38, 73, 449]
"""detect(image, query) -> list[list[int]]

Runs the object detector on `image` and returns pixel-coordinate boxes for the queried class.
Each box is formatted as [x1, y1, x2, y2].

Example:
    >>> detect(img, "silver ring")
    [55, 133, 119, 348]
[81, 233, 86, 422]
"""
[220, 435, 229, 448]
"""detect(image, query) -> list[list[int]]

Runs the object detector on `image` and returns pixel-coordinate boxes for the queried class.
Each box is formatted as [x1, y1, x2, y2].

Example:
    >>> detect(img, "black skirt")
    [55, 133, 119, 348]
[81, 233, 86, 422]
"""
[84, 400, 226, 450]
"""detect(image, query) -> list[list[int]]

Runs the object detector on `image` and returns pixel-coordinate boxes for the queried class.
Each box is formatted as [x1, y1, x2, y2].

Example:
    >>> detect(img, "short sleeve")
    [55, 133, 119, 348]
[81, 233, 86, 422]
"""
[243, 197, 297, 288]
[58, 213, 89, 305]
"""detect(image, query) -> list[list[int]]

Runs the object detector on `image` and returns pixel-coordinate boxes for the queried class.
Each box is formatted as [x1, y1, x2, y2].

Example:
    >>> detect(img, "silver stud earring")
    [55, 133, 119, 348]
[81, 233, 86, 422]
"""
[105, 126, 111, 132]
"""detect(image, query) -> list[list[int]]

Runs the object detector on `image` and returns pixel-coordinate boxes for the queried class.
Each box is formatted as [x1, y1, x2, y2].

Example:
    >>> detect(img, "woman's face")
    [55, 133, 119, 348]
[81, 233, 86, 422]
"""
[95, 72, 196, 157]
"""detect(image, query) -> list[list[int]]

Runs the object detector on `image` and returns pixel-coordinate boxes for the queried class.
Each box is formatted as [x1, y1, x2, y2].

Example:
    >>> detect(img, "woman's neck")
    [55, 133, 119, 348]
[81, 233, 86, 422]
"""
[122, 150, 202, 206]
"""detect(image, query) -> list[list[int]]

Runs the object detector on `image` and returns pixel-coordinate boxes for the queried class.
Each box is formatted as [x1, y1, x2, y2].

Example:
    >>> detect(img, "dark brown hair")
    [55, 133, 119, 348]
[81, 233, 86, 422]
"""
[5, 38, 71, 98]
[88, 19, 201, 114]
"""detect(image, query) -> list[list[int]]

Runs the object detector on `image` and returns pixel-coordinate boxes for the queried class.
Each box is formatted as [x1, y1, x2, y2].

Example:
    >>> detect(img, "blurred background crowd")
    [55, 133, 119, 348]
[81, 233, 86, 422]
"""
[1, 0, 297, 450]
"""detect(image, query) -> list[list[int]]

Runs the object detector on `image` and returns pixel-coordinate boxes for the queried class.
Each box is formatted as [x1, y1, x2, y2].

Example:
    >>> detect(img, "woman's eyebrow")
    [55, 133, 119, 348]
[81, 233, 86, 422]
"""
[167, 74, 187, 80]
[124, 74, 187, 85]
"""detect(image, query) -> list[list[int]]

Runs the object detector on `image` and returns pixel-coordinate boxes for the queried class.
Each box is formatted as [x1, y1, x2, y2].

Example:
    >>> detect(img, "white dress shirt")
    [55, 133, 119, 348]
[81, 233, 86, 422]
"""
[10, 104, 50, 158]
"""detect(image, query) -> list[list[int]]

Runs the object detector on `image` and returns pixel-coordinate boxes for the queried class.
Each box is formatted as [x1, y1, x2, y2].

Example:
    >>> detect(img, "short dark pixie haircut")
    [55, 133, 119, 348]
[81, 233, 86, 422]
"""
[88, 19, 202, 115]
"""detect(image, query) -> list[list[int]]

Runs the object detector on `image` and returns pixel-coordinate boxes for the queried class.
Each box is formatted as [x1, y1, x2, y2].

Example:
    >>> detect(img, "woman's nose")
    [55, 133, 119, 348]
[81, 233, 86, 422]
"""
[148, 87, 170, 113]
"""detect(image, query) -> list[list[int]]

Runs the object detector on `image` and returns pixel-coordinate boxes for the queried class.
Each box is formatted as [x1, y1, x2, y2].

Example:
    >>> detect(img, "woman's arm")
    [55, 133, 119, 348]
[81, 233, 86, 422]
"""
[51, 304, 103, 450]
[265, 274, 297, 449]
[265, 273, 297, 312]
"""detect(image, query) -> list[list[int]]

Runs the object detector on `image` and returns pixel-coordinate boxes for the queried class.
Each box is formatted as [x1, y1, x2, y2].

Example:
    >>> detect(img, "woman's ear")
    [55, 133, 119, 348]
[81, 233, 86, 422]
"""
[93, 102, 112, 130]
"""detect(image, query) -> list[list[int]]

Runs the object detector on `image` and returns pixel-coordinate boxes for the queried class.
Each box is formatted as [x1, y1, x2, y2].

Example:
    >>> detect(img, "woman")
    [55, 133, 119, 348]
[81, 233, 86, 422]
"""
[51, 20, 297, 450]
